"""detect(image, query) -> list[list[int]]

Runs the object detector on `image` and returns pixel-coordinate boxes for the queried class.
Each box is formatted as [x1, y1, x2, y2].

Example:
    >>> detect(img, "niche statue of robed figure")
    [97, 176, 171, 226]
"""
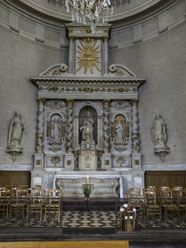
[80, 111, 95, 150]
[7, 112, 25, 160]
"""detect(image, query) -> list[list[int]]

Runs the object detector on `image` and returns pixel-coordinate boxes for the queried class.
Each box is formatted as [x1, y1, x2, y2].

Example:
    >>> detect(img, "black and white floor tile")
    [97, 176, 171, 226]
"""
[63, 211, 115, 228]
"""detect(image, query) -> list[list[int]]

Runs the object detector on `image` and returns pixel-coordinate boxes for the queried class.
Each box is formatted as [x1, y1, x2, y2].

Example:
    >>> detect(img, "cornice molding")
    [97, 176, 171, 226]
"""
[17, 0, 163, 22]
[112, 0, 180, 30]
[112, 0, 162, 21]
[1, 0, 66, 30]
[66, 23, 112, 30]
[31, 76, 145, 100]
[31, 76, 145, 89]
[0, 0, 184, 48]
[18, 0, 71, 21]
[0, 0, 182, 31]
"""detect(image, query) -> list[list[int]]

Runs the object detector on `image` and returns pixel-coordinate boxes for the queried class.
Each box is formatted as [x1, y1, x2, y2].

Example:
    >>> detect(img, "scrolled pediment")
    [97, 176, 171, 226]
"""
[109, 64, 136, 77]
[40, 63, 68, 76]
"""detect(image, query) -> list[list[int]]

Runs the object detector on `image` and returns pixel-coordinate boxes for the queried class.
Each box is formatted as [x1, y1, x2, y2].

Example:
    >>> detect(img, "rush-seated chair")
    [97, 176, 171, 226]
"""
[44, 189, 62, 223]
[143, 188, 161, 224]
[0, 189, 10, 220]
[160, 187, 181, 224]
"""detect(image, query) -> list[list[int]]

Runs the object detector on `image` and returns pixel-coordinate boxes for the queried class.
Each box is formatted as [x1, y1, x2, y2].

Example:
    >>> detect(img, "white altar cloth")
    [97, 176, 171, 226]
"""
[53, 174, 124, 198]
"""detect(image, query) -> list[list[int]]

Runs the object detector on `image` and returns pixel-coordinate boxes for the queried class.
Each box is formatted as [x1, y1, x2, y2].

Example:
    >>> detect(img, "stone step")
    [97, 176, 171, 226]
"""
[62, 198, 116, 211]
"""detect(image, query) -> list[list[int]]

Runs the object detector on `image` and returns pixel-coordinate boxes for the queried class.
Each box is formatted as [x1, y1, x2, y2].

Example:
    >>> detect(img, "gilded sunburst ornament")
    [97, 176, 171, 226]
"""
[77, 38, 100, 74]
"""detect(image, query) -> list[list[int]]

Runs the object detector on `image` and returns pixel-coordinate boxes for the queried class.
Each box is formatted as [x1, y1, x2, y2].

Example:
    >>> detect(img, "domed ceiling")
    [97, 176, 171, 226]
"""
[18, 0, 162, 22]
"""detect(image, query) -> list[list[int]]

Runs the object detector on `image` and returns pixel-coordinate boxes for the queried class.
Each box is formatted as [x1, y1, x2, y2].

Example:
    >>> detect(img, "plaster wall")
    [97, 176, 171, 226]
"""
[109, 21, 186, 166]
[0, 26, 68, 169]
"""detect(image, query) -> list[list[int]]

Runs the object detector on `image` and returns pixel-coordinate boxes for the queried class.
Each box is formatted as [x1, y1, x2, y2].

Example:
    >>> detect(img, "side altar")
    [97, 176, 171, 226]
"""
[30, 24, 145, 198]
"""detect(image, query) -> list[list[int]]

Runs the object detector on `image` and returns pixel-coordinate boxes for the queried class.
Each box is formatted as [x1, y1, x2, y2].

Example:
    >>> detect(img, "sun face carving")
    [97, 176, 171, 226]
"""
[76, 38, 100, 74]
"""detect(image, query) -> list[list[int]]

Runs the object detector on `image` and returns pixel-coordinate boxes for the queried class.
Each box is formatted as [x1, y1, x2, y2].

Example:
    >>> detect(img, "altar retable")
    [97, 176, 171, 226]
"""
[30, 23, 145, 198]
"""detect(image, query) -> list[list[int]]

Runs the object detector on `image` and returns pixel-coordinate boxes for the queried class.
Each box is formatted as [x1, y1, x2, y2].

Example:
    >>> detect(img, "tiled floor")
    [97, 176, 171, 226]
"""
[63, 211, 115, 228]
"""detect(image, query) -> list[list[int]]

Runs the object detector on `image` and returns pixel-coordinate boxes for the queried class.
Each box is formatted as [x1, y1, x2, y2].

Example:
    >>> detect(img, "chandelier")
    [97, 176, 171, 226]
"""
[65, 0, 113, 32]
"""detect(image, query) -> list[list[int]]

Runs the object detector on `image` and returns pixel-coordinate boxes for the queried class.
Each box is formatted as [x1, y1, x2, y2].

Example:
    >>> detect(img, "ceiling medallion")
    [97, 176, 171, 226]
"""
[65, 0, 113, 32]
[77, 38, 100, 74]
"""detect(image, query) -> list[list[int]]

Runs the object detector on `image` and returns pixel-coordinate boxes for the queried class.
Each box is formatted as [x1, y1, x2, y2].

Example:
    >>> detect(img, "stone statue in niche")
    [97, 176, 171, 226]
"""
[79, 106, 97, 150]
[7, 112, 25, 160]
[51, 118, 61, 143]
[81, 111, 94, 144]
[152, 113, 167, 148]
[152, 113, 170, 162]
[114, 120, 125, 144]
[80, 111, 95, 149]
[47, 114, 65, 147]
[112, 114, 129, 152]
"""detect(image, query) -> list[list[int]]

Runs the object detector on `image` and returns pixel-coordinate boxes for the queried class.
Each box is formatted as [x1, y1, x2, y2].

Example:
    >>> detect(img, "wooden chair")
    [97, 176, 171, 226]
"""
[31, 185, 41, 190]
[127, 188, 143, 225]
[127, 188, 141, 207]
[157, 186, 170, 197]
[0, 189, 11, 220]
[44, 189, 62, 223]
[44, 188, 52, 197]
[9, 188, 28, 221]
[184, 188, 186, 196]
[0, 187, 6, 191]
[177, 188, 186, 222]
[160, 188, 181, 223]
[172, 186, 183, 204]
[143, 189, 161, 223]
[120, 203, 137, 232]
[145, 186, 156, 193]
[28, 188, 44, 224]
[128, 187, 140, 194]
[172, 186, 183, 196]
[11, 187, 18, 198]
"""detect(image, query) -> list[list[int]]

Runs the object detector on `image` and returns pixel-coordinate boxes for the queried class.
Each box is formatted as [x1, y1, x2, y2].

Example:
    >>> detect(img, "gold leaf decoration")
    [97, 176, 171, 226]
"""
[77, 38, 100, 74]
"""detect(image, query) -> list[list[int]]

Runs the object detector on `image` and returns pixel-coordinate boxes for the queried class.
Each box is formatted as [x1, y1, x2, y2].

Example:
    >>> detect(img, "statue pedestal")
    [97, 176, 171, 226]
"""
[154, 146, 170, 162]
[64, 153, 75, 170]
[78, 150, 98, 171]
[102, 153, 112, 171]
[31, 154, 44, 187]
[132, 153, 142, 170]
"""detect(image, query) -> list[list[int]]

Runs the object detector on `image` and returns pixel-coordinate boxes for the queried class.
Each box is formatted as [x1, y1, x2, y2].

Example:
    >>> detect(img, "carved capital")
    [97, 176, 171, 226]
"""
[103, 99, 110, 109]
[131, 99, 138, 107]
[37, 98, 45, 104]
[66, 99, 74, 108]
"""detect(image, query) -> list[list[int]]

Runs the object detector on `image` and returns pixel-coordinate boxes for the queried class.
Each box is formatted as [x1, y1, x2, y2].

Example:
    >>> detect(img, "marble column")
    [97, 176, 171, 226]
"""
[102, 99, 112, 170]
[131, 99, 142, 170]
[64, 99, 75, 170]
[131, 100, 140, 153]
[103, 99, 110, 153]
[104, 38, 108, 75]
[69, 38, 74, 74]
[36, 98, 44, 154]
[32, 98, 45, 187]
[66, 99, 74, 153]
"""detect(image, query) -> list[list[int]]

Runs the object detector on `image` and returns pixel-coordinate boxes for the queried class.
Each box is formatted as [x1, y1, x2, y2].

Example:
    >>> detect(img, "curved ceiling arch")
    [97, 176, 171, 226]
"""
[18, 0, 163, 22]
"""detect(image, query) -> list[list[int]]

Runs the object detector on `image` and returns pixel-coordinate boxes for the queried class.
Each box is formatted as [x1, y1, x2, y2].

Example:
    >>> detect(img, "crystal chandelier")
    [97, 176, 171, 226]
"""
[65, 0, 113, 32]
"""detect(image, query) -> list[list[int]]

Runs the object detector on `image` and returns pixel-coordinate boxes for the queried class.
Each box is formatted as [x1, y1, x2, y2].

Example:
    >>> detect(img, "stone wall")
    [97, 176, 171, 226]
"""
[109, 21, 186, 166]
[0, 26, 68, 169]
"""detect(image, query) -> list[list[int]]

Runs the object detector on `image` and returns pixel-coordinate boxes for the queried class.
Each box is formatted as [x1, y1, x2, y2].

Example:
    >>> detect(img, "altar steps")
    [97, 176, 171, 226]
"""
[62, 198, 116, 211]
[63, 227, 115, 235]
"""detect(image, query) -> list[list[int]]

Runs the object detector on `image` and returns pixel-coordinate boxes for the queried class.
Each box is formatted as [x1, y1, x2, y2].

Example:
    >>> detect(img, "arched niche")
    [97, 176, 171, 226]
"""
[79, 106, 98, 145]
[47, 114, 62, 144]
[113, 114, 129, 145]
[74, 101, 102, 117]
